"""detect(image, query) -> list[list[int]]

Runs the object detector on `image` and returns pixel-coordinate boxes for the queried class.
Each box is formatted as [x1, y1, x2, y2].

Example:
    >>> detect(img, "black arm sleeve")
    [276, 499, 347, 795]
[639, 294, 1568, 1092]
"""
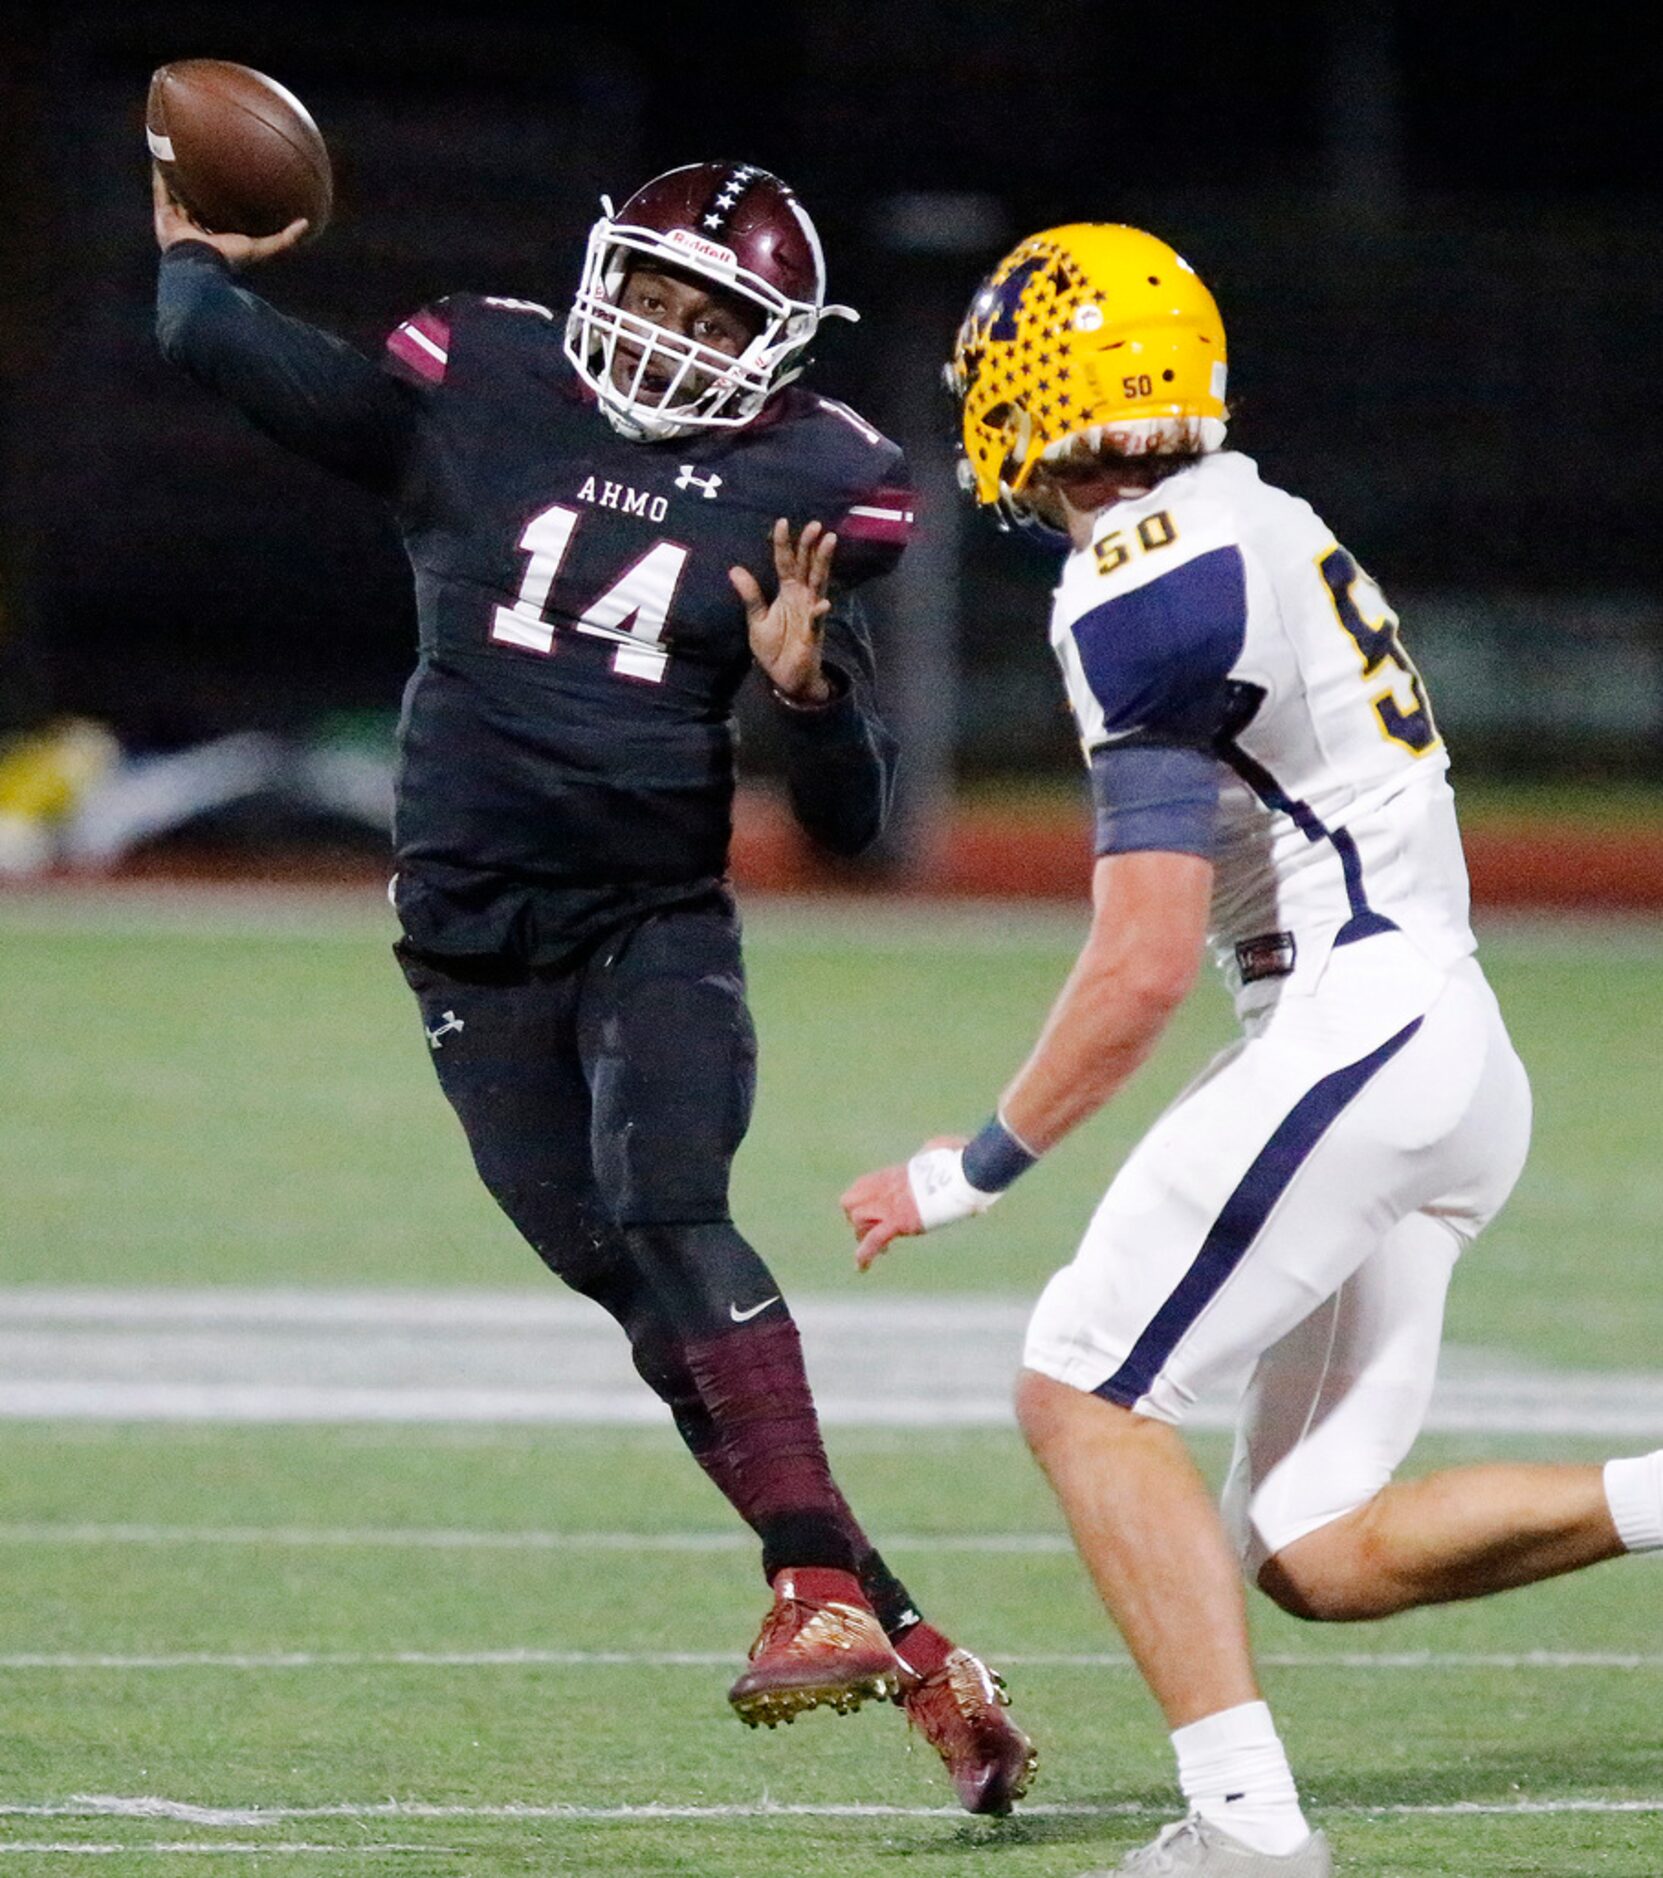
[771, 585, 898, 858]
[155, 242, 417, 495]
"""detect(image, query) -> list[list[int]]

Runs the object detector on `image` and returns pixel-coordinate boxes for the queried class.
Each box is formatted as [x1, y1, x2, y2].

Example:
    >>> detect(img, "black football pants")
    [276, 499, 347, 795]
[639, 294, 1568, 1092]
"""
[396, 893, 778, 1340]
[396, 896, 925, 1607]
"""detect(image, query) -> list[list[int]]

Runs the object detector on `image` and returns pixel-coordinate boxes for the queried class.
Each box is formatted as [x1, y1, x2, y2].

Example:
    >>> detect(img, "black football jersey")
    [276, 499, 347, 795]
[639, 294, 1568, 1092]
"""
[156, 246, 911, 962]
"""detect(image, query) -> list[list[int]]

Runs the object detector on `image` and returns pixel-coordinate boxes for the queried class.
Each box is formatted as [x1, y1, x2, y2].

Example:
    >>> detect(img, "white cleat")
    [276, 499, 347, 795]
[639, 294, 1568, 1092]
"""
[1080, 1815, 1333, 1876]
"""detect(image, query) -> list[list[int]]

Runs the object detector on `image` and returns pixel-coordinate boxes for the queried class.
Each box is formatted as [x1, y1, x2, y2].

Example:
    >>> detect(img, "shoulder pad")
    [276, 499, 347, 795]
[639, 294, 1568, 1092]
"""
[481, 295, 556, 320]
[812, 395, 887, 448]
[1069, 487, 1239, 607]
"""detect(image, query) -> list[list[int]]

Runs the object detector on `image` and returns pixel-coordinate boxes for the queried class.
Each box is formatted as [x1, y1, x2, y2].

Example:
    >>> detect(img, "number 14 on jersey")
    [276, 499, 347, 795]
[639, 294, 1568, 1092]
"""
[490, 501, 689, 684]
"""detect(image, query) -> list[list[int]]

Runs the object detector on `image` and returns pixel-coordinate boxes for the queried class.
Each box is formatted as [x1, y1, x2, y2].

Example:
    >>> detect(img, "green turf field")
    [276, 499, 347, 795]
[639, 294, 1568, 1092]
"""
[2, 890, 1661, 1875]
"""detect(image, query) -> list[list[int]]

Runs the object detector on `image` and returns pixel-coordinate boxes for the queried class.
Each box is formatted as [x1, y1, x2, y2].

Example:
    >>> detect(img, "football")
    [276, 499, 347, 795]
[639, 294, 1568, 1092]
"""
[146, 59, 332, 240]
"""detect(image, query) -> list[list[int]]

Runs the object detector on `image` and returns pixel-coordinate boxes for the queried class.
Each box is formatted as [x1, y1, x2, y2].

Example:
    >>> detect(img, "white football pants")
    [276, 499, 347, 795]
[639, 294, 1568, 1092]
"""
[1022, 934, 1532, 1572]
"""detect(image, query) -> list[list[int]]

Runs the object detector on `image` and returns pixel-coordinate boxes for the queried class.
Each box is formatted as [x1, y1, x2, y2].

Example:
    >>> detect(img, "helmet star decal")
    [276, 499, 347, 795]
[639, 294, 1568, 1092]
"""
[964, 256, 1048, 347]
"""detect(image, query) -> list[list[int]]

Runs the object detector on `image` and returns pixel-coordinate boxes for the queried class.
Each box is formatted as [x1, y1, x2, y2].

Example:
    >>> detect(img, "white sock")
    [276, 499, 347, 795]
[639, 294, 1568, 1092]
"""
[1173, 1699, 1311, 1857]
[1604, 1451, 1663, 1553]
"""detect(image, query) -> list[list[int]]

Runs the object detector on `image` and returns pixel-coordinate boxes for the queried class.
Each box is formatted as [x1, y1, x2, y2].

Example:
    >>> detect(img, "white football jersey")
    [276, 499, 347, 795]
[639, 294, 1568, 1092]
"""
[1050, 450, 1476, 1007]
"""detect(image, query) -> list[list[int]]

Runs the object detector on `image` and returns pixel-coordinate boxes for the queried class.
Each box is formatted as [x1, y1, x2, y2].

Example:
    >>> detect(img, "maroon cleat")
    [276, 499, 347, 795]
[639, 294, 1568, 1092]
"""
[728, 1567, 904, 1728]
[897, 1641, 1038, 1816]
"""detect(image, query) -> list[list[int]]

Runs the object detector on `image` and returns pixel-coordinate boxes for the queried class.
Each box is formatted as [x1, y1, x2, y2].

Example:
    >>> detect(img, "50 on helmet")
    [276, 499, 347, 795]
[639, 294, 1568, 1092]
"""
[565, 162, 857, 442]
[949, 223, 1228, 523]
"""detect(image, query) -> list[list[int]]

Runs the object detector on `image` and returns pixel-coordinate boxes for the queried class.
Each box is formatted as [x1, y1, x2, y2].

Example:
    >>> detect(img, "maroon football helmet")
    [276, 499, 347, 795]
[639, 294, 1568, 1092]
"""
[564, 162, 857, 441]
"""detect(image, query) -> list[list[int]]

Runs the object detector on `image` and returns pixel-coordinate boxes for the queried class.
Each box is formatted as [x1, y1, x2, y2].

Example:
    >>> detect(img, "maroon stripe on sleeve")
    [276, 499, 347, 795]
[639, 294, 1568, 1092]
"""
[839, 484, 917, 544]
[384, 313, 449, 385]
[409, 309, 452, 352]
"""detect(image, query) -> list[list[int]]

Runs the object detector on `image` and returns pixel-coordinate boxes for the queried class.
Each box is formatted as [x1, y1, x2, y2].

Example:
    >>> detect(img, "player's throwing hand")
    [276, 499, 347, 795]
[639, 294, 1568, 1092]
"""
[731, 517, 838, 706]
[152, 165, 307, 267]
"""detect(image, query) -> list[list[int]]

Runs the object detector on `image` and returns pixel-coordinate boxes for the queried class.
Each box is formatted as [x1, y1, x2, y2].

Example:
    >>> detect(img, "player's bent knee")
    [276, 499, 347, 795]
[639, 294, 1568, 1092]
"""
[1014, 1366, 1139, 1458]
[479, 1174, 594, 1255]
[1256, 1554, 1353, 1622]
[621, 1220, 784, 1341]
[1014, 1367, 1072, 1450]
[1257, 1508, 1393, 1622]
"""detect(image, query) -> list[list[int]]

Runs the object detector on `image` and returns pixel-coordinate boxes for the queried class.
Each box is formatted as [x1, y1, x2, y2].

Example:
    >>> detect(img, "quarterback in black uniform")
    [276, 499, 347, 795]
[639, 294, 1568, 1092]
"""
[152, 159, 1034, 1811]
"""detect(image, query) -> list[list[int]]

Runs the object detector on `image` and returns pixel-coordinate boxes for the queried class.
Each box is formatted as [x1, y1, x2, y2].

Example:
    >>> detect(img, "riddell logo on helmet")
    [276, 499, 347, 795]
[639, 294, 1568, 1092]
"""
[665, 228, 738, 273]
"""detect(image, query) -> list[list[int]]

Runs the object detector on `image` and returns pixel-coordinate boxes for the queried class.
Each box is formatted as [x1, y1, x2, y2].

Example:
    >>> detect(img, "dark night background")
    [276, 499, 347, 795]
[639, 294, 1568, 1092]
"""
[2, 0, 1662, 806]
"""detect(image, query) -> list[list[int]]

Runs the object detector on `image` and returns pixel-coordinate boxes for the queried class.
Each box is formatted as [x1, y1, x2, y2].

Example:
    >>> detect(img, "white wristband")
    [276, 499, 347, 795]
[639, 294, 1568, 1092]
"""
[906, 1146, 1004, 1231]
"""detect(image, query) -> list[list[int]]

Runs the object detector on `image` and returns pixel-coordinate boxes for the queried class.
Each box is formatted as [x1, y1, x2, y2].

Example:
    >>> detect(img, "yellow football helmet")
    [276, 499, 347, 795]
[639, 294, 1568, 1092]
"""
[950, 223, 1228, 512]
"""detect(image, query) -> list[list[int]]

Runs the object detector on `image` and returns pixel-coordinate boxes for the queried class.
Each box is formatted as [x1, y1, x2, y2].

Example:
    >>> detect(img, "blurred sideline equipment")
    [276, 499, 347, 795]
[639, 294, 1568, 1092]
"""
[0, 719, 120, 875]
[0, 717, 395, 877]
[147, 60, 332, 239]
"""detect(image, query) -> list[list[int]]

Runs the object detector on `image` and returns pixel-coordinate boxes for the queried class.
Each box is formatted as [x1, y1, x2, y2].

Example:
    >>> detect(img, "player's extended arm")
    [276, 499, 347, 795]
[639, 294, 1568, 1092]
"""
[153, 169, 416, 493]
[841, 847, 1211, 1269]
[1001, 849, 1210, 1146]
[731, 519, 897, 857]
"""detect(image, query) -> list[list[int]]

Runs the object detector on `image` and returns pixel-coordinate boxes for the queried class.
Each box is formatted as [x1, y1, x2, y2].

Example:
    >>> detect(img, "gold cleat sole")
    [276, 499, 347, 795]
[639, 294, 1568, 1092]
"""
[1011, 1743, 1040, 1806]
[731, 1670, 901, 1729]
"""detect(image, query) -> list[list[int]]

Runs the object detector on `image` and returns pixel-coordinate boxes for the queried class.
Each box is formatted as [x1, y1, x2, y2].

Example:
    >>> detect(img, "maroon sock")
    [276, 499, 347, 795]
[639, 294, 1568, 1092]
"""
[663, 1361, 859, 1564]
[684, 1316, 860, 1578]
[890, 1617, 955, 1679]
[668, 1322, 927, 1628]
[773, 1565, 866, 1606]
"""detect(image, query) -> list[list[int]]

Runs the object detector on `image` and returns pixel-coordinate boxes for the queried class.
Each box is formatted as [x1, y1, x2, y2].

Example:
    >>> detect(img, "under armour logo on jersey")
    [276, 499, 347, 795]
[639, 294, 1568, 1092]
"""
[425, 1010, 465, 1050]
[675, 465, 724, 499]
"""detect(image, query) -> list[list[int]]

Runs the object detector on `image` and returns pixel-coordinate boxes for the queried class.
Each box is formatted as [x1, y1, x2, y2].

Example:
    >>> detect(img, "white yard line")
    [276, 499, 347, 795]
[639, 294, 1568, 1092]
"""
[5, 1289, 1660, 1434]
[2, 1648, 1658, 1672]
[0, 1847, 444, 1859]
[0, 1384, 670, 1424]
[7, 1377, 1653, 1434]
[0, 1522, 1067, 1554]
[0, 1289, 1029, 1327]
[4, 1795, 1662, 1827]
[0, 1651, 742, 1670]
